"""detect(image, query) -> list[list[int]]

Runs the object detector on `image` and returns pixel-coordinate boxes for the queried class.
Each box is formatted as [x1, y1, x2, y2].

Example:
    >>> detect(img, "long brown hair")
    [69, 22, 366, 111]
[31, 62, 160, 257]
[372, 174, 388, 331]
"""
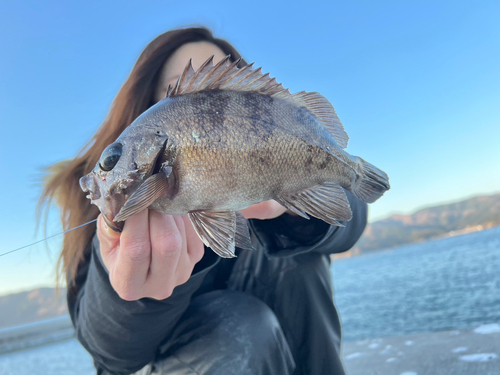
[39, 27, 245, 285]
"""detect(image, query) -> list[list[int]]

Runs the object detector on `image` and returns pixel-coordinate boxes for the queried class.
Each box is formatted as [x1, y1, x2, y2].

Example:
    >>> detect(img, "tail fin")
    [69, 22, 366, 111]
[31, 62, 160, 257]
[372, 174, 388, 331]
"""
[354, 158, 390, 203]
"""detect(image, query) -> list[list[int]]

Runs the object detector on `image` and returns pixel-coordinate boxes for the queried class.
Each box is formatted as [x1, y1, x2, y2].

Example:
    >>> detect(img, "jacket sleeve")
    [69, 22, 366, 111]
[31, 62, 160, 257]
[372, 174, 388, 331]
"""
[67, 234, 220, 375]
[249, 191, 368, 257]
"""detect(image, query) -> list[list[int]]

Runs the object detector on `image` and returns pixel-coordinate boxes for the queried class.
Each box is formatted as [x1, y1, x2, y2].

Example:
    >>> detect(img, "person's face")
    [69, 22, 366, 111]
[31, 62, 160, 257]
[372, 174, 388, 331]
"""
[154, 41, 228, 103]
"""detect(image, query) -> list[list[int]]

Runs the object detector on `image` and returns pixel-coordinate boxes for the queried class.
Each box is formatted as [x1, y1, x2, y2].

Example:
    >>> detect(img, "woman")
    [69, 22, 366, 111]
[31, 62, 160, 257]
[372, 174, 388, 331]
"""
[40, 27, 367, 375]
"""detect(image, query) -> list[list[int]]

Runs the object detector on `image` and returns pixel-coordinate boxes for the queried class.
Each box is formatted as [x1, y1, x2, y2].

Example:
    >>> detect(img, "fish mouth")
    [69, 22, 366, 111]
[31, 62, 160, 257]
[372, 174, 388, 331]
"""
[103, 214, 124, 233]
[80, 174, 126, 233]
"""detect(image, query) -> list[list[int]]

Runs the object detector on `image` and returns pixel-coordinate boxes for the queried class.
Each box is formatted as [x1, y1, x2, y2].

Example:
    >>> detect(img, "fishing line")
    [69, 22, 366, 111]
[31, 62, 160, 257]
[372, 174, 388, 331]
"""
[0, 219, 98, 258]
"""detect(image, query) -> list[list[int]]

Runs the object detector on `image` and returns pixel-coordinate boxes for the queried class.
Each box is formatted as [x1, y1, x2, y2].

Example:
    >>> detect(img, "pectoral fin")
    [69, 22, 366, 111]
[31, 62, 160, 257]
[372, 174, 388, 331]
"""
[277, 182, 352, 226]
[114, 166, 173, 222]
[188, 210, 254, 258]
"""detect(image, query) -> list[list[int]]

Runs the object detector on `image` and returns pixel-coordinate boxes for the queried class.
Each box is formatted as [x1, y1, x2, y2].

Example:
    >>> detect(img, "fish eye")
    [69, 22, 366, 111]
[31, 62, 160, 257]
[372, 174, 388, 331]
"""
[99, 143, 122, 172]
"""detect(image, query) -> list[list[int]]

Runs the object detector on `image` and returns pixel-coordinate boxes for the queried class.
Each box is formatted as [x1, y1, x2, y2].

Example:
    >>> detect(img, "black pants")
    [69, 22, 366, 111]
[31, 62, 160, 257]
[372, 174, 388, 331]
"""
[135, 250, 346, 375]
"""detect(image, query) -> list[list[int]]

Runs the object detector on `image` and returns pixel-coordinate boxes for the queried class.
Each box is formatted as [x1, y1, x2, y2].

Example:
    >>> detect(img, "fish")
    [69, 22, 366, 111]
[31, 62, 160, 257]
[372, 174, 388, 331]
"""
[79, 55, 390, 258]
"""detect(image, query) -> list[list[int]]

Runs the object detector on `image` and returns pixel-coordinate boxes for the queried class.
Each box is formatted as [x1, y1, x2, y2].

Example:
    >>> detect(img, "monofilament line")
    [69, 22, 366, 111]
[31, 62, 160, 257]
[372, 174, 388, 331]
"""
[0, 219, 98, 258]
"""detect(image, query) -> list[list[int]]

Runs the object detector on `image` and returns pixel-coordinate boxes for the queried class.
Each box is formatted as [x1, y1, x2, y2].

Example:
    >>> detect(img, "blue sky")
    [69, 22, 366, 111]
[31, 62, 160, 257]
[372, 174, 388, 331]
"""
[0, 0, 499, 295]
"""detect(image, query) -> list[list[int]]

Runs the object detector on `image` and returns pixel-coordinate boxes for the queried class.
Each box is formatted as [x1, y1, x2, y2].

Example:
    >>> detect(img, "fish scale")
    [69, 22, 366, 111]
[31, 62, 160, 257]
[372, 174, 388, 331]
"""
[161, 100, 322, 210]
[80, 55, 390, 258]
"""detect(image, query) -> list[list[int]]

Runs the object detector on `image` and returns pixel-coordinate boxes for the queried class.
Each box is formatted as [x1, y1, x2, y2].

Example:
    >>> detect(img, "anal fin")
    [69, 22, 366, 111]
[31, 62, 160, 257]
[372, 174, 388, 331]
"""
[277, 182, 352, 226]
[275, 197, 310, 220]
[235, 211, 255, 251]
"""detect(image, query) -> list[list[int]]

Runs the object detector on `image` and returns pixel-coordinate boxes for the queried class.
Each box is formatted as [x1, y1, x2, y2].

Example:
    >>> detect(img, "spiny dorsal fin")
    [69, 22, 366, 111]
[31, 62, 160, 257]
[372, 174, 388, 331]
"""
[166, 55, 290, 98]
[166, 55, 348, 148]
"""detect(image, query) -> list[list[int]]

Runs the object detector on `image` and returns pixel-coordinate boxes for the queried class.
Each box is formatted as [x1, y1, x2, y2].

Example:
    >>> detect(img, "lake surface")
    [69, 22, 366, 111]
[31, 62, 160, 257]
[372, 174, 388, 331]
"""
[332, 226, 500, 341]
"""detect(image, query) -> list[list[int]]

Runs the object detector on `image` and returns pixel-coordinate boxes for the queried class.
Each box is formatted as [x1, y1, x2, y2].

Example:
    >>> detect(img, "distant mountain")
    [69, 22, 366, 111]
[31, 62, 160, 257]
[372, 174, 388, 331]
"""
[0, 288, 67, 329]
[351, 194, 500, 255]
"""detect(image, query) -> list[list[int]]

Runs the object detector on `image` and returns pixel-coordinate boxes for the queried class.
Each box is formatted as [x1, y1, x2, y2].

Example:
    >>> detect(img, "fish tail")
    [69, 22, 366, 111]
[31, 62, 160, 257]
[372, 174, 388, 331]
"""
[353, 157, 390, 203]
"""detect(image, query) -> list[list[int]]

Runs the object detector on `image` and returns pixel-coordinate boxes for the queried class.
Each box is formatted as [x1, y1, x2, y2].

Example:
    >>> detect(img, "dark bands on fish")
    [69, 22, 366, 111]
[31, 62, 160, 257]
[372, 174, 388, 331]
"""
[1, 219, 98, 258]
[79, 55, 390, 258]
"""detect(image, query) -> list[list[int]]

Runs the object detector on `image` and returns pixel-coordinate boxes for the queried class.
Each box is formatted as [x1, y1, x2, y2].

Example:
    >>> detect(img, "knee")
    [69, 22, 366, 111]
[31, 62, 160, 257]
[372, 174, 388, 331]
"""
[187, 290, 295, 374]
[232, 292, 283, 349]
[197, 290, 286, 349]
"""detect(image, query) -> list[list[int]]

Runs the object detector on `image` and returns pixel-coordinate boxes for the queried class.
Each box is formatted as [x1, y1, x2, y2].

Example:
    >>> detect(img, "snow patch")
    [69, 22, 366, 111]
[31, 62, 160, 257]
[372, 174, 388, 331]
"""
[452, 347, 468, 353]
[368, 343, 380, 349]
[400, 372, 418, 375]
[405, 340, 414, 346]
[459, 353, 498, 362]
[380, 345, 393, 355]
[474, 323, 500, 335]
[345, 352, 363, 361]
[386, 357, 397, 363]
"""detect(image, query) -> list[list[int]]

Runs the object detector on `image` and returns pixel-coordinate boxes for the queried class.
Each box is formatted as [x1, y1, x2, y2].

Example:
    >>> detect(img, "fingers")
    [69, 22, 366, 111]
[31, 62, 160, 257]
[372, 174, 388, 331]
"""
[96, 214, 121, 271]
[241, 200, 288, 220]
[172, 216, 204, 287]
[169, 216, 193, 287]
[182, 216, 205, 264]
[99, 209, 205, 301]
[146, 214, 203, 299]
[111, 210, 152, 300]
[147, 211, 183, 299]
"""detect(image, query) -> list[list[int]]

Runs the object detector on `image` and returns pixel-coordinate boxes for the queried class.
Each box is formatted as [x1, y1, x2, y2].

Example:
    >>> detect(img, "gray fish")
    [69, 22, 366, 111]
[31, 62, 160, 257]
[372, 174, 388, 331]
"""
[80, 56, 390, 258]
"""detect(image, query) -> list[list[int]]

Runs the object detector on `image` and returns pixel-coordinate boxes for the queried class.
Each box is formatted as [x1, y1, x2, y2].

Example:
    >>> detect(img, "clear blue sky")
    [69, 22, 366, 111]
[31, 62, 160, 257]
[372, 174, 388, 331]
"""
[1, 0, 499, 295]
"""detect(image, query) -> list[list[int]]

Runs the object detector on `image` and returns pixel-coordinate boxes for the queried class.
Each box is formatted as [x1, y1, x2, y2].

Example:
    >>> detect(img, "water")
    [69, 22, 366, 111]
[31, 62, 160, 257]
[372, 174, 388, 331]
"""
[0, 339, 94, 375]
[332, 226, 500, 341]
[0, 228, 499, 374]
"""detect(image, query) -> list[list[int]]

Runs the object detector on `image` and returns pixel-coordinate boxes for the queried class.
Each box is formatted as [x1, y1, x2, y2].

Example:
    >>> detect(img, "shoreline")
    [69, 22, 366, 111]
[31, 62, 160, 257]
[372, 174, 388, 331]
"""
[0, 316, 74, 356]
[1, 320, 499, 375]
[334, 224, 499, 260]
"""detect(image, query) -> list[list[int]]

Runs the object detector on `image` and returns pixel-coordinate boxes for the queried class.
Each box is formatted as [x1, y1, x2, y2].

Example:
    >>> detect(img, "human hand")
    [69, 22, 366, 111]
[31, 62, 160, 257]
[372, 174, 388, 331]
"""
[97, 210, 205, 301]
[240, 200, 288, 220]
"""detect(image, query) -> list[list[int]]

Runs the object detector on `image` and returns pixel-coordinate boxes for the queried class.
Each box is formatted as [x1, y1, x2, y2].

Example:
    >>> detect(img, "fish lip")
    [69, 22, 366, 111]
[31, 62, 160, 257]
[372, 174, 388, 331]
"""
[103, 214, 124, 233]
[81, 172, 128, 232]
[80, 174, 101, 200]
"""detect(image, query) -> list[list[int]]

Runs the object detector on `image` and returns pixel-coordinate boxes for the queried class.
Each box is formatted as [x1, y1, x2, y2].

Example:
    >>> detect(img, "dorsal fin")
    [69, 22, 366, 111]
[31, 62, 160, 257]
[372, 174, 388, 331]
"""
[290, 91, 348, 149]
[166, 55, 349, 148]
[166, 55, 290, 97]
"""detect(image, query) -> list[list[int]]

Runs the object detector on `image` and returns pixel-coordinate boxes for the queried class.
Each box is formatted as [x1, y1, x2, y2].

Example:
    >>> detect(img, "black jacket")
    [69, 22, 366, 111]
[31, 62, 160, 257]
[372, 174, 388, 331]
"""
[68, 192, 367, 374]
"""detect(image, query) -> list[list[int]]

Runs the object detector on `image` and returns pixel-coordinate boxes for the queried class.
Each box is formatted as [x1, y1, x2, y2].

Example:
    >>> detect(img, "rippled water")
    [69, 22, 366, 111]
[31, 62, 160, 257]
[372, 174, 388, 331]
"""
[332, 226, 500, 341]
